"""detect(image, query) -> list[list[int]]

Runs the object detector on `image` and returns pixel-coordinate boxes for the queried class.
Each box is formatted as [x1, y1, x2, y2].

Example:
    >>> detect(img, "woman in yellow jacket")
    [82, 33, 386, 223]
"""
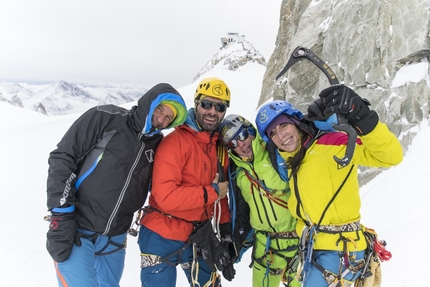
[255, 85, 403, 287]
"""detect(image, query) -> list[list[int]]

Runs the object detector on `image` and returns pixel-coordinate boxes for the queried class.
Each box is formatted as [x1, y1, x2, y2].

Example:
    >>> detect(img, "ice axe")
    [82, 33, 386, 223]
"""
[275, 46, 357, 167]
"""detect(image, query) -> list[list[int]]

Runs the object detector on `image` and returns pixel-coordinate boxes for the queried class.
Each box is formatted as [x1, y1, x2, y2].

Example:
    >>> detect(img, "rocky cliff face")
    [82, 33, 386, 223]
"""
[260, 0, 429, 183]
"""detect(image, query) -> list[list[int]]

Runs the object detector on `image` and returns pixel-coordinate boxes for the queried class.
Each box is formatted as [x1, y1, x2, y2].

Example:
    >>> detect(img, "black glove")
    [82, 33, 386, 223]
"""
[219, 222, 236, 281]
[318, 84, 379, 135]
[220, 235, 236, 281]
[189, 221, 231, 273]
[46, 212, 81, 262]
[305, 98, 327, 121]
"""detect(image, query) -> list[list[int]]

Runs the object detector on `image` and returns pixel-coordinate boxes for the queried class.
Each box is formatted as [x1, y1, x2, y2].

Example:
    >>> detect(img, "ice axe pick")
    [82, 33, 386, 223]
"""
[276, 46, 357, 167]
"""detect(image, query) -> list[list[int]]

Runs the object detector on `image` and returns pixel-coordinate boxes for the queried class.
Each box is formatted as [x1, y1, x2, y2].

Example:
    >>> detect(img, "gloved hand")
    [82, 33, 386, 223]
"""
[219, 222, 237, 281]
[305, 100, 338, 132]
[305, 98, 326, 121]
[189, 220, 231, 273]
[318, 84, 379, 135]
[220, 235, 236, 281]
[46, 212, 81, 262]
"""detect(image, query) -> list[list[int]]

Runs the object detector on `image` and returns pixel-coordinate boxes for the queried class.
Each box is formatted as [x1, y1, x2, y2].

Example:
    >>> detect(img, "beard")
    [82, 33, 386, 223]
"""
[196, 111, 223, 132]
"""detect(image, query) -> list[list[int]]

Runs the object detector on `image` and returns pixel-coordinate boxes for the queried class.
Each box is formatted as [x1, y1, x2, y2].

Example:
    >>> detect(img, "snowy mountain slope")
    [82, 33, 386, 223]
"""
[193, 39, 266, 83]
[0, 80, 148, 116]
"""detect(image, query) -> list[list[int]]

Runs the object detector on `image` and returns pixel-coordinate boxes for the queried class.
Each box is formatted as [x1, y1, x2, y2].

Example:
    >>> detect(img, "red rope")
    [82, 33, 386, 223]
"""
[373, 238, 392, 262]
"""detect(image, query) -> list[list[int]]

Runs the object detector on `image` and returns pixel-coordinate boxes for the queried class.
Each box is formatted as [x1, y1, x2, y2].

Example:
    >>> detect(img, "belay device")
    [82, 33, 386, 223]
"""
[276, 46, 357, 167]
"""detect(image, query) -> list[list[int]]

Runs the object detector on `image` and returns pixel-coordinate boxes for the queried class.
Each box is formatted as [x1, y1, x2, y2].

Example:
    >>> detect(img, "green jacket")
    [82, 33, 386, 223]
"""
[229, 133, 297, 250]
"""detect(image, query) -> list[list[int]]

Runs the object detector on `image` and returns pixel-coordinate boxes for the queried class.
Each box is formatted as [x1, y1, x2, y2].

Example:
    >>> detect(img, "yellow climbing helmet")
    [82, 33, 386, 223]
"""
[194, 77, 231, 107]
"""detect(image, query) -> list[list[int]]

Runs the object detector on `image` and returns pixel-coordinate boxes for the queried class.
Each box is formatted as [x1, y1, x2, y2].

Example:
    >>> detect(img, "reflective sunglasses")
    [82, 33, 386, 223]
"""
[199, 99, 227, 113]
[227, 126, 256, 149]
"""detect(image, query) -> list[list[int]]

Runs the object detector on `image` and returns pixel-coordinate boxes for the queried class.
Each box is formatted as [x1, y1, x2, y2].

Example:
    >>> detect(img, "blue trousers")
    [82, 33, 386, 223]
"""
[302, 250, 365, 287]
[54, 229, 126, 287]
[138, 225, 220, 287]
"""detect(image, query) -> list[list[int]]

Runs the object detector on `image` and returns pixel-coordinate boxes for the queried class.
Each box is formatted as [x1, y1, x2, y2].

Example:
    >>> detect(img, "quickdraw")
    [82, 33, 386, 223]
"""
[189, 244, 221, 287]
[281, 251, 300, 286]
[262, 235, 274, 287]
[128, 207, 146, 237]
[297, 225, 316, 281]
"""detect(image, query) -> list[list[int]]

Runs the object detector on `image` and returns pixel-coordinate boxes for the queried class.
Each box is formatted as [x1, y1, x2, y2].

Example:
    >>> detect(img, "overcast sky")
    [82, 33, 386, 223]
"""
[0, 0, 281, 88]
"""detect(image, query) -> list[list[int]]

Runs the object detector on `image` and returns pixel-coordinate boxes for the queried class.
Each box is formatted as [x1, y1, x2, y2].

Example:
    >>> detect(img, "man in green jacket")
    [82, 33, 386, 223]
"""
[219, 114, 300, 287]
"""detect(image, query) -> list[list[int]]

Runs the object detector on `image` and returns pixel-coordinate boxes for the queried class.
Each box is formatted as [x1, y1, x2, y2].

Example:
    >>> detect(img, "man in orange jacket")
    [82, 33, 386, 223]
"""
[138, 77, 234, 287]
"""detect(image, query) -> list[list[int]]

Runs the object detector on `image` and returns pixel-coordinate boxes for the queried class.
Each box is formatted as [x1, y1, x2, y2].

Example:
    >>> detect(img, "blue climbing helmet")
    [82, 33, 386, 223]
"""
[255, 100, 304, 143]
[219, 114, 256, 149]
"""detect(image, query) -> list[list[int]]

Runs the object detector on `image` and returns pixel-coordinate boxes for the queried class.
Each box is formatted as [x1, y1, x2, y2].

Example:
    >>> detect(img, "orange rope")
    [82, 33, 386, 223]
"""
[244, 170, 289, 209]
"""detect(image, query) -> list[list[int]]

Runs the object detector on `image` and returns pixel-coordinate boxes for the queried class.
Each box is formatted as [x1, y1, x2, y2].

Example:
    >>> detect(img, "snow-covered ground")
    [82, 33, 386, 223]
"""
[0, 61, 429, 286]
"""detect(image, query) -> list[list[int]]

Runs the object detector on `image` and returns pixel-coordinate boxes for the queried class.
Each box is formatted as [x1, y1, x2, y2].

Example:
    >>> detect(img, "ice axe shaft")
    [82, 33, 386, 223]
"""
[276, 46, 357, 167]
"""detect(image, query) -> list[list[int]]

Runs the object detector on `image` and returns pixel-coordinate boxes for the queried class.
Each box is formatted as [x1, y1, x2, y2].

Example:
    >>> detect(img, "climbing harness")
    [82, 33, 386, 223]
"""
[249, 230, 299, 287]
[239, 165, 297, 287]
[78, 231, 127, 256]
[294, 164, 360, 284]
[293, 162, 392, 286]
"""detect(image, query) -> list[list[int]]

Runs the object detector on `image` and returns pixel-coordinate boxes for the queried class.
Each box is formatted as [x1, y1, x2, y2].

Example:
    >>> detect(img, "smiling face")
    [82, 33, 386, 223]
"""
[195, 96, 226, 132]
[152, 104, 175, 129]
[232, 134, 255, 158]
[269, 123, 301, 152]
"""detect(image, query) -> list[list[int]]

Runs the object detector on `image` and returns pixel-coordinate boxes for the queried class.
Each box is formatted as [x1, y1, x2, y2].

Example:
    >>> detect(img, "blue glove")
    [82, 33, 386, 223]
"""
[314, 114, 338, 132]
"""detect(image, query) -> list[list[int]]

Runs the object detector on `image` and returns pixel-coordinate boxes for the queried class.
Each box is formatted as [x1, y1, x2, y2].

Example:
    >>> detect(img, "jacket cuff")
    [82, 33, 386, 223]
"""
[52, 205, 75, 213]
[211, 183, 220, 195]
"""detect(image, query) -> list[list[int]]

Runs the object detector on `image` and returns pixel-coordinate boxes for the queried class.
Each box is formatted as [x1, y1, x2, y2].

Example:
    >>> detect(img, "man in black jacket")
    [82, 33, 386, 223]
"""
[45, 83, 187, 287]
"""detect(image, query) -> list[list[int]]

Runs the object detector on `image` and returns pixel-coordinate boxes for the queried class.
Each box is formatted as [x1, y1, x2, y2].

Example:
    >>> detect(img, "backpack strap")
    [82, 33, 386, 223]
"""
[228, 161, 254, 262]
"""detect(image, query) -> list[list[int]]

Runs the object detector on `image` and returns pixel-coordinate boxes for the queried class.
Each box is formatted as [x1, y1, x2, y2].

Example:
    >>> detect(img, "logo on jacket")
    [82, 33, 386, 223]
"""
[145, 149, 154, 162]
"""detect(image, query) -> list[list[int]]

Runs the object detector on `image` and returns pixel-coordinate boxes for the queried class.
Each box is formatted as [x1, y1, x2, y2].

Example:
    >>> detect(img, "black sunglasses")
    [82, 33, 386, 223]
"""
[227, 126, 256, 149]
[199, 99, 227, 113]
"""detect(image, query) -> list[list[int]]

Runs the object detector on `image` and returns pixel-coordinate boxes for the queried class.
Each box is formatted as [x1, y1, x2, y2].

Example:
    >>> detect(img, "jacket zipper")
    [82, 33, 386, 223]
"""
[103, 141, 145, 235]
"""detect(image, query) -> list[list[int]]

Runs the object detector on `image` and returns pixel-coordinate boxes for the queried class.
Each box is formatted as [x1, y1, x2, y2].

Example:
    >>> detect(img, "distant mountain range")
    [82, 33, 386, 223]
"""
[0, 37, 265, 117]
[0, 81, 148, 116]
